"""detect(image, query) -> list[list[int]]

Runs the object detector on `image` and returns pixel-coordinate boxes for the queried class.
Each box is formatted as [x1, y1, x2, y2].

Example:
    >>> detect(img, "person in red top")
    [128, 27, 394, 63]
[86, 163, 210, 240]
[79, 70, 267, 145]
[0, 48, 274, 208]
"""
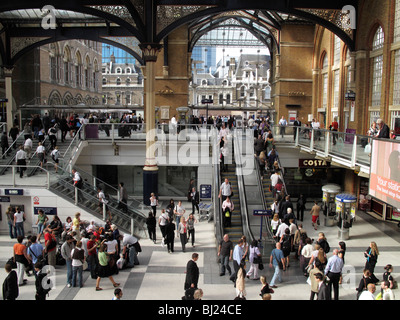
[44, 229, 57, 267]
[87, 234, 99, 279]
[330, 117, 339, 145]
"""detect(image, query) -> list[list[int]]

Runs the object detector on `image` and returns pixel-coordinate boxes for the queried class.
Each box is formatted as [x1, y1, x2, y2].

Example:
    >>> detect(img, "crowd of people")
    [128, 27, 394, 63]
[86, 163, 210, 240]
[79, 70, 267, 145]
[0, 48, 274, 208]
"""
[3, 204, 142, 300]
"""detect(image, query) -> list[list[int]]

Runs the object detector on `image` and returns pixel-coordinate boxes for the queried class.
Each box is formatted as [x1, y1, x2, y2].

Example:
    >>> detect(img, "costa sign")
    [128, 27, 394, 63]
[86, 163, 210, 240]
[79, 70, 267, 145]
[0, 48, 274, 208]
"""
[299, 159, 330, 168]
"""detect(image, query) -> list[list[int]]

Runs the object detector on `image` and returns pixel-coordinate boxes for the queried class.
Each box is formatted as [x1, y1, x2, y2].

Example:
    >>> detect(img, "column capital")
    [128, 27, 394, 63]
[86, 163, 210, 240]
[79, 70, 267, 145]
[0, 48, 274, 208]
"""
[139, 43, 163, 63]
[2, 65, 14, 76]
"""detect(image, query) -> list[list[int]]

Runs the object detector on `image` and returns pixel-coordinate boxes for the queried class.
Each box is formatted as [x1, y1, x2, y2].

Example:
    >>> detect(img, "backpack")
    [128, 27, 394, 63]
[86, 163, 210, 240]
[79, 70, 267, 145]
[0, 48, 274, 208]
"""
[47, 236, 57, 250]
[282, 235, 291, 251]
[320, 240, 330, 254]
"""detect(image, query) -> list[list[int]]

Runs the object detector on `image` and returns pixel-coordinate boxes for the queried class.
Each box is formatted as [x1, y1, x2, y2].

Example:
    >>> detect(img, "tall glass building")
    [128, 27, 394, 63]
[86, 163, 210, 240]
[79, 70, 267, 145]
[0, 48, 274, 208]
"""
[102, 44, 136, 64]
[191, 46, 217, 74]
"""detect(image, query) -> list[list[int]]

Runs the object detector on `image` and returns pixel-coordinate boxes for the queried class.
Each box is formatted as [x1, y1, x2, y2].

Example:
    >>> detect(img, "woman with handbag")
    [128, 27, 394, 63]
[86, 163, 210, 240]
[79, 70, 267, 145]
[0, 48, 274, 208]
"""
[356, 269, 373, 300]
[222, 197, 234, 228]
[246, 240, 261, 280]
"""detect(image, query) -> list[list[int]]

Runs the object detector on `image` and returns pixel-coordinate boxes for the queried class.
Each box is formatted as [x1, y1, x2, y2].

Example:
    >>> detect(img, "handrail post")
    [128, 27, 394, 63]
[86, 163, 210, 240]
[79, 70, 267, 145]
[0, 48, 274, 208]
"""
[310, 129, 315, 151]
[351, 135, 357, 167]
[130, 218, 134, 235]
[111, 123, 115, 144]
[103, 203, 106, 221]
[325, 131, 330, 157]
[75, 187, 78, 206]
[295, 127, 299, 146]
[12, 165, 16, 187]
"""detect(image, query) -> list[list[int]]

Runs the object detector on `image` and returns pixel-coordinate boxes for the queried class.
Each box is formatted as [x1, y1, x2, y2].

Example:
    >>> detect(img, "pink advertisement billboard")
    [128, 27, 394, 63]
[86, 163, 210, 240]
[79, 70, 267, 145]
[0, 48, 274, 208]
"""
[369, 139, 400, 209]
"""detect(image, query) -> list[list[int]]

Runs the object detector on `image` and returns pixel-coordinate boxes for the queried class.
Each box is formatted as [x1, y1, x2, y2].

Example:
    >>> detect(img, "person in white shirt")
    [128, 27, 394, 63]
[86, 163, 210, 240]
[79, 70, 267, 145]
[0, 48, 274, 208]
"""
[174, 200, 186, 235]
[275, 221, 289, 239]
[97, 187, 111, 220]
[15, 146, 27, 178]
[72, 169, 83, 202]
[48, 125, 57, 150]
[170, 115, 178, 134]
[312, 119, 321, 140]
[36, 142, 46, 168]
[50, 146, 60, 173]
[219, 178, 233, 201]
[218, 123, 229, 141]
[120, 233, 140, 267]
[358, 283, 376, 300]
[278, 116, 287, 138]
[71, 241, 85, 288]
[158, 209, 169, 240]
[301, 238, 314, 275]
[270, 171, 281, 190]
[222, 197, 234, 228]
[24, 137, 33, 159]
[379, 281, 395, 300]
[14, 207, 26, 237]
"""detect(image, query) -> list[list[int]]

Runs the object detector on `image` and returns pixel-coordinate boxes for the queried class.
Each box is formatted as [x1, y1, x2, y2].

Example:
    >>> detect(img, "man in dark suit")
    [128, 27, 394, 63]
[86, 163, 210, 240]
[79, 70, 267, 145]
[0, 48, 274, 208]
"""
[377, 119, 390, 139]
[293, 117, 301, 141]
[315, 273, 330, 300]
[184, 253, 199, 291]
[2, 263, 19, 300]
[190, 187, 200, 215]
[279, 195, 294, 221]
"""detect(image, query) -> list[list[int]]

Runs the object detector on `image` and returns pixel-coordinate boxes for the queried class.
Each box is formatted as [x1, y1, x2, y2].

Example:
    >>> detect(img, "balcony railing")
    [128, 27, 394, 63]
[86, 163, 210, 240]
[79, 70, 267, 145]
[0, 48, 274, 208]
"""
[267, 124, 400, 171]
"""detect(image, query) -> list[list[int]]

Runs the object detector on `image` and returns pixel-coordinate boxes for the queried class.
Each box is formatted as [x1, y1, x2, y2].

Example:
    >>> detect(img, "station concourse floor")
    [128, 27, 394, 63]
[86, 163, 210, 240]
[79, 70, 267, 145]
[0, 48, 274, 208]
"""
[0, 200, 399, 302]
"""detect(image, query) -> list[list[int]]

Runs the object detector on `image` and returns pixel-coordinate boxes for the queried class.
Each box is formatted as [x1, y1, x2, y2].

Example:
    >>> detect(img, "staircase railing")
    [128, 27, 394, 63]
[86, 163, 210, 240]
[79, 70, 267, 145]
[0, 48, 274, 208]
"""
[67, 163, 152, 213]
[60, 125, 84, 171]
[0, 164, 51, 188]
[49, 165, 147, 238]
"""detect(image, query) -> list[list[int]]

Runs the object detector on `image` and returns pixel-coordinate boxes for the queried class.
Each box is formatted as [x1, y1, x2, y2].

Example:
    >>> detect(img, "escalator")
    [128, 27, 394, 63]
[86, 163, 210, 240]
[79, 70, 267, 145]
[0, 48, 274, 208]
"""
[220, 158, 243, 243]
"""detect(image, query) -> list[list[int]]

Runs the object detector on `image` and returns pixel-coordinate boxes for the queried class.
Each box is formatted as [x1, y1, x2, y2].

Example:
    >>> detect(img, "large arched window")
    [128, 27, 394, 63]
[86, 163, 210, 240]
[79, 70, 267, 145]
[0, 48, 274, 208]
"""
[93, 59, 99, 92]
[49, 43, 60, 83]
[75, 51, 83, 88]
[320, 52, 329, 110]
[63, 46, 72, 85]
[370, 26, 384, 109]
[393, 0, 400, 133]
[84, 55, 91, 89]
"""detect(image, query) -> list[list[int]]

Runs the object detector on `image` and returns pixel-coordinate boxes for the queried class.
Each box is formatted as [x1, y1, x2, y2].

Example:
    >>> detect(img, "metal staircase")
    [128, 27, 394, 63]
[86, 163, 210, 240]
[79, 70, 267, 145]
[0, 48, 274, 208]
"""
[49, 166, 148, 238]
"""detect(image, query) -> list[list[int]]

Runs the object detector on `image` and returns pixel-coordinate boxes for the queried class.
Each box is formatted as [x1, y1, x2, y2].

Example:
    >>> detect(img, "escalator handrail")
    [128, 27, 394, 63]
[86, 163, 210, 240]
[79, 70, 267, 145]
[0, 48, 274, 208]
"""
[212, 128, 224, 244]
[253, 152, 276, 243]
[232, 129, 256, 244]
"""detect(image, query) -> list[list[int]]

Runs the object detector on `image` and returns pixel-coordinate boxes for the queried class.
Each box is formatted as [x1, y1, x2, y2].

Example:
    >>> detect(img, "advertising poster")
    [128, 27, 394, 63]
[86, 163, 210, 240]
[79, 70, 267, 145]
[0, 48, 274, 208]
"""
[369, 140, 400, 209]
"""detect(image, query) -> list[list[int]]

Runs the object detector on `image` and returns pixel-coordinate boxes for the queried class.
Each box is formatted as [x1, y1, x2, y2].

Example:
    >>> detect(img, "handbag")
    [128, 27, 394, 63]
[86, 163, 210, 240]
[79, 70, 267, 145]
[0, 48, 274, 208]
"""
[273, 251, 284, 270]
[253, 255, 262, 264]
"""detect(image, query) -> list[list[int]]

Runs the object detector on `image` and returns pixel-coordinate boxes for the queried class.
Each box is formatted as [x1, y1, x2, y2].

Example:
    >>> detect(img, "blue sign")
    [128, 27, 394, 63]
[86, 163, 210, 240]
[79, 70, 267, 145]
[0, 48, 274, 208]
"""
[5, 189, 23, 196]
[0, 196, 10, 202]
[200, 184, 212, 199]
[34, 207, 58, 215]
[253, 209, 272, 216]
